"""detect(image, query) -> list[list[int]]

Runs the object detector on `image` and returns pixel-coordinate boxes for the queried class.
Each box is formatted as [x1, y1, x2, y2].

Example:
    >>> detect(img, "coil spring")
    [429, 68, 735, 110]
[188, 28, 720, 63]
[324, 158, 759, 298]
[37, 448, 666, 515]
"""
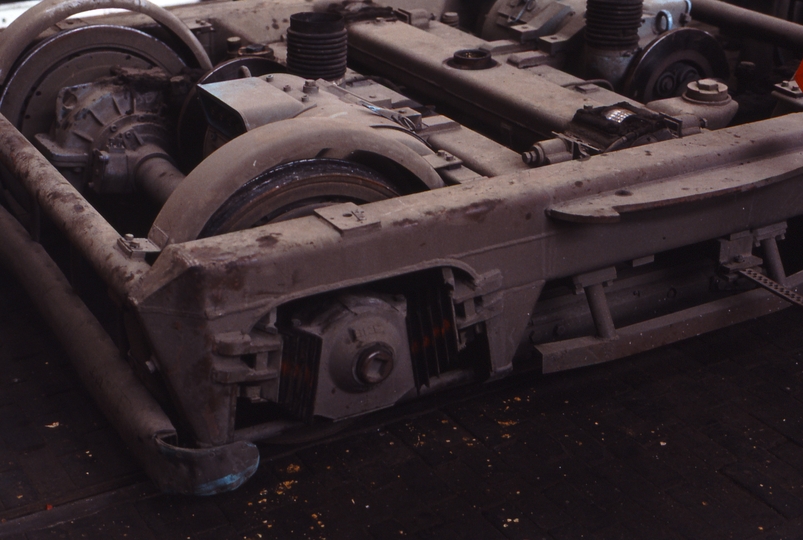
[585, 0, 644, 51]
[286, 12, 348, 80]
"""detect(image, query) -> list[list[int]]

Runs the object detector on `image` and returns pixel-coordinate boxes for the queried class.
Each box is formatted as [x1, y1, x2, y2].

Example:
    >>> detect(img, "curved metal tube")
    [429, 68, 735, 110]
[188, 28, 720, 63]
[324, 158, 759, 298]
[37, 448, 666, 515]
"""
[692, 0, 803, 53]
[0, 0, 213, 85]
[0, 204, 259, 494]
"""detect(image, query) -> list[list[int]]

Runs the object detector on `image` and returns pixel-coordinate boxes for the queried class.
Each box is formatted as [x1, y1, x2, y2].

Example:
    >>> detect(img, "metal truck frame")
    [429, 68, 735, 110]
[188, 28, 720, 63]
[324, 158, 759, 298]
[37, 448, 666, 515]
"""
[2, 0, 803, 493]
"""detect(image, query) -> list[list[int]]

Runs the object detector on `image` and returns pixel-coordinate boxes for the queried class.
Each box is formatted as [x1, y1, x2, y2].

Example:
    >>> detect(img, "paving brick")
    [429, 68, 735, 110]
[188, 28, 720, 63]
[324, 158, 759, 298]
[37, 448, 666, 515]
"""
[770, 441, 803, 478]
[24, 528, 70, 540]
[0, 468, 39, 510]
[494, 440, 565, 490]
[705, 359, 763, 389]
[749, 516, 803, 540]
[631, 452, 686, 492]
[606, 500, 677, 540]
[185, 524, 240, 540]
[749, 311, 803, 352]
[0, 404, 46, 454]
[666, 483, 755, 540]
[232, 521, 292, 540]
[549, 425, 609, 465]
[742, 386, 803, 447]
[213, 466, 286, 529]
[17, 447, 76, 501]
[614, 399, 683, 446]
[63, 503, 157, 540]
[365, 519, 408, 539]
[133, 497, 230, 538]
[259, 504, 332, 540]
[38, 392, 107, 443]
[512, 488, 572, 531]
[390, 458, 453, 507]
[565, 407, 629, 447]
[594, 459, 662, 505]
[542, 481, 612, 532]
[669, 428, 737, 471]
[415, 506, 506, 540]
[549, 520, 629, 540]
[749, 450, 803, 497]
[57, 430, 137, 490]
[722, 463, 803, 519]
[483, 504, 549, 540]
[434, 459, 505, 510]
[557, 459, 622, 511]
[387, 414, 461, 467]
[508, 422, 568, 464]
[651, 495, 723, 539]
[442, 406, 519, 449]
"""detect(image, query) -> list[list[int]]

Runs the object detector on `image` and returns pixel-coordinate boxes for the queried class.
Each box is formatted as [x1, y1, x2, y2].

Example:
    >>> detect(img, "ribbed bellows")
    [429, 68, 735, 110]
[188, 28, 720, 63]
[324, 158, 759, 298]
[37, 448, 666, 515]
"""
[286, 12, 348, 80]
[585, 0, 644, 51]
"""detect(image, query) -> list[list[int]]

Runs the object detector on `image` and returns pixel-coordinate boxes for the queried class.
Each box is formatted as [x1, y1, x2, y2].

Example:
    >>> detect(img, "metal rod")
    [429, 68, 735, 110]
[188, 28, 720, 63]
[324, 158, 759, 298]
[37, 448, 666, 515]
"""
[0, 204, 261, 494]
[0, 203, 177, 480]
[761, 237, 787, 286]
[692, 0, 803, 53]
[136, 154, 187, 206]
[584, 283, 617, 339]
[232, 420, 303, 442]
[0, 113, 150, 299]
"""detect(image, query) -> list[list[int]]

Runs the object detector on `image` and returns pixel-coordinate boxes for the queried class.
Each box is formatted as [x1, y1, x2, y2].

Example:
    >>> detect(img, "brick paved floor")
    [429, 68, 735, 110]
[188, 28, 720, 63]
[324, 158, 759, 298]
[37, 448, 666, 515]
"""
[4, 263, 803, 539]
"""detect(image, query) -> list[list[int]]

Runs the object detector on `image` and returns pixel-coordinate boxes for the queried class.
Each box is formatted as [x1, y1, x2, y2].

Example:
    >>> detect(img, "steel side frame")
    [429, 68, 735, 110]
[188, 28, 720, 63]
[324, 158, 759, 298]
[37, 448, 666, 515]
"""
[4, 110, 803, 487]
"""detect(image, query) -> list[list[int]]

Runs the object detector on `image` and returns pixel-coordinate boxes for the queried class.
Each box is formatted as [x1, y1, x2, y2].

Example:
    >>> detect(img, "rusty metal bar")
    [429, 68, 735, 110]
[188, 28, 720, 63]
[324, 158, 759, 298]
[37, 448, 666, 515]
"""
[584, 283, 617, 339]
[538, 268, 803, 373]
[136, 154, 187, 207]
[761, 237, 787, 286]
[692, 0, 803, 54]
[0, 113, 150, 299]
[0, 204, 260, 494]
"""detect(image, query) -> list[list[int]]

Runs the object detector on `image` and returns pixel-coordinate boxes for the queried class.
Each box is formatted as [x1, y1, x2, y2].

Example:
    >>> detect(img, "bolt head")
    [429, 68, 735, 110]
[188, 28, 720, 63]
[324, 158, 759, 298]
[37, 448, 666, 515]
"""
[355, 344, 394, 385]
[696, 78, 719, 91]
[684, 79, 730, 103]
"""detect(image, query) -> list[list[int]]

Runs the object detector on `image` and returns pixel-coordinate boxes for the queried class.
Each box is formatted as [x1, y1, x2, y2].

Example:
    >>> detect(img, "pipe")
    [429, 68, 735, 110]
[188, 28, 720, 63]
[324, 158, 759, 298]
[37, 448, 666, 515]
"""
[0, 112, 150, 299]
[136, 152, 187, 207]
[0, 204, 260, 494]
[584, 283, 617, 339]
[692, 0, 803, 53]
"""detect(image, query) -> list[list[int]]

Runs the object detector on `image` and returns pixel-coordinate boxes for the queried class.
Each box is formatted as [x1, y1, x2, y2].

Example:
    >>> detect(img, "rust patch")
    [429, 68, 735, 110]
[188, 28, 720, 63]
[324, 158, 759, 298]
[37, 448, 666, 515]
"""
[457, 199, 501, 223]
[257, 234, 280, 247]
[222, 261, 245, 291]
[394, 218, 419, 228]
[291, 269, 302, 286]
